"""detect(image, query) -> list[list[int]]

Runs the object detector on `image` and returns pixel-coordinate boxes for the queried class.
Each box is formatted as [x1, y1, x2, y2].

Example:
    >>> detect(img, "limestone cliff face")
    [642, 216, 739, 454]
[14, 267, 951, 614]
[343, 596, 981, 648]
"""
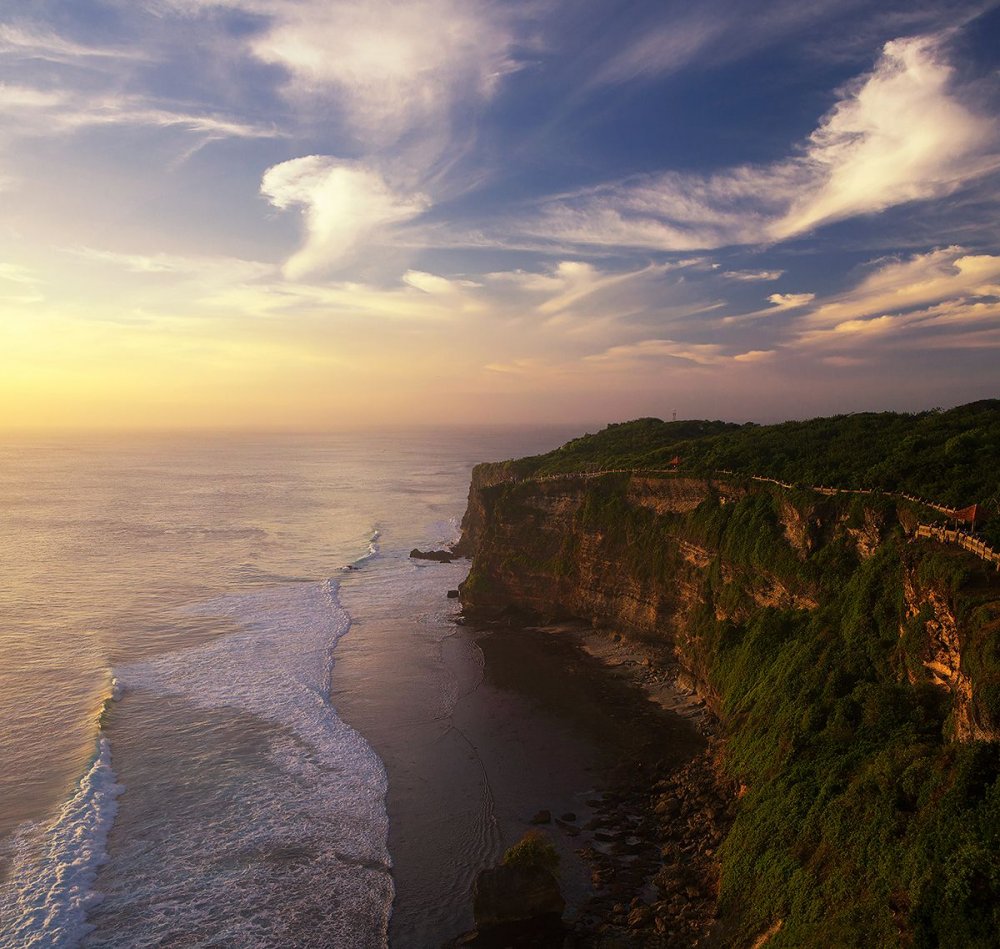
[459, 470, 810, 712]
[459, 467, 999, 742]
[462, 478, 677, 630]
[902, 566, 998, 742]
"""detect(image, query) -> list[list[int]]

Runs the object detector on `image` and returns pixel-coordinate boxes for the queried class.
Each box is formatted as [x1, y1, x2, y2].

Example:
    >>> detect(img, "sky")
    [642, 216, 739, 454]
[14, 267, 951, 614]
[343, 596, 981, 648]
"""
[1, 0, 999, 431]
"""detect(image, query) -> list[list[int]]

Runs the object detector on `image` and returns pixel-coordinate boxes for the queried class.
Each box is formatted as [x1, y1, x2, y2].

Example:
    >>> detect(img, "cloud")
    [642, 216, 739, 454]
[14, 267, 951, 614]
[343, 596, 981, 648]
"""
[786, 247, 1000, 352]
[584, 338, 725, 368]
[772, 35, 999, 239]
[732, 349, 776, 362]
[0, 83, 280, 144]
[0, 262, 44, 304]
[535, 261, 671, 317]
[162, 0, 522, 147]
[476, 259, 718, 345]
[403, 270, 480, 294]
[483, 357, 547, 376]
[481, 337, 778, 380]
[594, 13, 724, 86]
[796, 298, 1000, 352]
[0, 24, 147, 62]
[590, 0, 926, 88]
[500, 337, 779, 375]
[261, 156, 431, 278]
[723, 269, 785, 282]
[768, 292, 815, 309]
[518, 165, 786, 252]
[513, 33, 999, 253]
[806, 246, 1000, 326]
[0, 263, 41, 285]
[68, 247, 275, 282]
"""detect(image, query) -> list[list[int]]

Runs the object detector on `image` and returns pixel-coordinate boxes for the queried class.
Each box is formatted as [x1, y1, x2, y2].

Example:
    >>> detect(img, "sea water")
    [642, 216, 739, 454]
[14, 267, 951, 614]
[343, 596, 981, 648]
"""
[0, 429, 574, 948]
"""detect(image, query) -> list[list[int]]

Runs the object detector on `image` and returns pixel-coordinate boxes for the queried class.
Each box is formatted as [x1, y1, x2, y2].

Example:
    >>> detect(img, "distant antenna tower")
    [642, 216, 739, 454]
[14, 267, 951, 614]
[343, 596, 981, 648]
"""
[672, 410, 677, 422]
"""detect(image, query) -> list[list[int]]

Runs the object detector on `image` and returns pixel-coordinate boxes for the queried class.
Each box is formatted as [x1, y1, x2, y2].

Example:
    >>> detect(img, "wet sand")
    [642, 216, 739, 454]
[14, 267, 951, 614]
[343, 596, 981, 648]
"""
[333, 558, 708, 947]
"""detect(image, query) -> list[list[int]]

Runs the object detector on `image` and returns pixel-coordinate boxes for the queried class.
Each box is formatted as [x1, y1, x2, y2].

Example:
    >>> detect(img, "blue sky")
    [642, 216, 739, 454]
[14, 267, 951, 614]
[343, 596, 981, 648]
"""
[1, 0, 998, 429]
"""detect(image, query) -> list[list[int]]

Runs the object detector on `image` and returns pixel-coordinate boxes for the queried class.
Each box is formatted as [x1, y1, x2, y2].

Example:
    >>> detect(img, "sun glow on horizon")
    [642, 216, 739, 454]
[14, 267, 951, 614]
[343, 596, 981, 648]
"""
[1, 3, 998, 432]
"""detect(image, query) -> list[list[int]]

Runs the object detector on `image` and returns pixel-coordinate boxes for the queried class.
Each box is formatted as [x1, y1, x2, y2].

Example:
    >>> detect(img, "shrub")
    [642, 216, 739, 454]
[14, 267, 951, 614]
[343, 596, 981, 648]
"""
[502, 831, 560, 876]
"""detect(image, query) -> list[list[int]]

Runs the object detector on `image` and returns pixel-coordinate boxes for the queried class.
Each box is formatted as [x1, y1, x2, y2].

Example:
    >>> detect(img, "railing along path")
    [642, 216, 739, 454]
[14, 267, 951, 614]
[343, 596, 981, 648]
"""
[480, 466, 998, 569]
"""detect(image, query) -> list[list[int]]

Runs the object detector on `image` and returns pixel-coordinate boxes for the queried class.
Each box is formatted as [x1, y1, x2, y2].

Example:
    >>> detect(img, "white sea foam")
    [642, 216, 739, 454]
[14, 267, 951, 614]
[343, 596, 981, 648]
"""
[0, 738, 123, 949]
[342, 527, 381, 572]
[422, 515, 462, 550]
[84, 578, 393, 948]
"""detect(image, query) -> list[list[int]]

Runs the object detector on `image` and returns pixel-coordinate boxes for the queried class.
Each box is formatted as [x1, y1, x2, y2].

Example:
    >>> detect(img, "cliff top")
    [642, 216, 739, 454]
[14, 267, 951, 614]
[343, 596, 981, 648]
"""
[479, 399, 1000, 545]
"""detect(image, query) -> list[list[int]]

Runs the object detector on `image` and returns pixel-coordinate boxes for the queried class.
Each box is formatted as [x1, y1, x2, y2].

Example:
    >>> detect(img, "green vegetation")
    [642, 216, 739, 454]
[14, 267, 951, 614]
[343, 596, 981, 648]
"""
[498, 400, 1000, 546]
[693, 530, 999, 947]
[502, 831, 560, 876]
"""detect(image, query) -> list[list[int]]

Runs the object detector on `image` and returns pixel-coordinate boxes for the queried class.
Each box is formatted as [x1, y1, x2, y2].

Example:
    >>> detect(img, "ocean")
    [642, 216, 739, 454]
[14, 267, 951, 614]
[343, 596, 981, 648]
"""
[0, 428, 580, 948]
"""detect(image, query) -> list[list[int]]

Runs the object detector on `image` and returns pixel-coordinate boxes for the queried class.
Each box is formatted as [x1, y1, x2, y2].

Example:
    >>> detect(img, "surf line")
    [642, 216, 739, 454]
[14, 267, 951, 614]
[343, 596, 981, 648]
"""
[0, 675, 124, 949]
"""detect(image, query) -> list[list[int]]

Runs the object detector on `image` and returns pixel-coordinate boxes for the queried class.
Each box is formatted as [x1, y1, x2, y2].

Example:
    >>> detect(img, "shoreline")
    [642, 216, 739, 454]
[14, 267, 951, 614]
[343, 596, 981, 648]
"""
[332, 548, 735, 947]
[459, 617, 736, 947]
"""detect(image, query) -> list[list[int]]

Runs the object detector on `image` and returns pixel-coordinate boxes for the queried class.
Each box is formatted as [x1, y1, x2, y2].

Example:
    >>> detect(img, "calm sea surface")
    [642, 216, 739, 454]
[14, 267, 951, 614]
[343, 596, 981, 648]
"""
[0, 428, 576, 948]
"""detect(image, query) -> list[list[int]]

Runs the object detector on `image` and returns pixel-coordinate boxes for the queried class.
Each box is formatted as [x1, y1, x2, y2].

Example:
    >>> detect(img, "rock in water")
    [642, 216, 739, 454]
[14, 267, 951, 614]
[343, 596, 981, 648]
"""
[409, 548, 454, 563]
[472, 864, 565, 929]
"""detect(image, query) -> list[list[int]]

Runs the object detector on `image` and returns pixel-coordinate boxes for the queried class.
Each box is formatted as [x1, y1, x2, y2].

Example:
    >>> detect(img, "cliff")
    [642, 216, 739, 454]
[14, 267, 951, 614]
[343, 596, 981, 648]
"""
[458, 460, 1000, 947]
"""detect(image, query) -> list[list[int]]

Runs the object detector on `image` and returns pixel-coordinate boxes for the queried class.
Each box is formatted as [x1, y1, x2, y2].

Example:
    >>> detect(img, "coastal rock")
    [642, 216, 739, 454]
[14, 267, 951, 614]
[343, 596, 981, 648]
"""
[529, 809, 551, 825]
[447, 589, 460, 598]
[410, 548, 454, 563]
[472, 863, 565, 929]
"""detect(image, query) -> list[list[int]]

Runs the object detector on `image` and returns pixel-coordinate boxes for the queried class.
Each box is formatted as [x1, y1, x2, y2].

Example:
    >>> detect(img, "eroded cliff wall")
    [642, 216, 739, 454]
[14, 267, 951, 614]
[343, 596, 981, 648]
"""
[458, 466, 1000, 947]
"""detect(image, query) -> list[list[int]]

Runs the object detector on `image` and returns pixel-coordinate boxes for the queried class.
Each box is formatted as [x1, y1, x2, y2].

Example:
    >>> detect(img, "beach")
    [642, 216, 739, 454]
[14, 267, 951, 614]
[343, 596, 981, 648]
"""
[334, 549, 727, 946]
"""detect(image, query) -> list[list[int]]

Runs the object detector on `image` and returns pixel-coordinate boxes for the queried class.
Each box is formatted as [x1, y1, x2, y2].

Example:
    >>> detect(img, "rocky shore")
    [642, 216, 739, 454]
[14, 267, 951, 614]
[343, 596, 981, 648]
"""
[452, 621, 737, 948]
[570, 747, 736, 946]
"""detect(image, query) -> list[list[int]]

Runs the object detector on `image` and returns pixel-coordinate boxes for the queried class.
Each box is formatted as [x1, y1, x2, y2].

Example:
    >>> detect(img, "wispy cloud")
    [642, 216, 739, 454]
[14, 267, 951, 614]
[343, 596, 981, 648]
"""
[803, 246, 1000, 327]
[768, 292, 815, 309]
[594, 12, 724, 86]
[584, 338, 727, 367]
[772, 35, 999, 239]
[795, 298, 1000, 352]
[68, 247, 275, 281]
[403, 270, 481, 294]
[713, 246, 1000, 355]
[254, 0, 520, 143]
[485, 336, 776, 377]
[512, 33, 999, 253]
[162, 0, 525, 150]
[723, 269, 784, 282]
[590, 0, 862, 87]
[0, 24, 148, 62]
[0, 83, 281, 144]
[0, 263, 41, 284]
[0, 261, 44, 304]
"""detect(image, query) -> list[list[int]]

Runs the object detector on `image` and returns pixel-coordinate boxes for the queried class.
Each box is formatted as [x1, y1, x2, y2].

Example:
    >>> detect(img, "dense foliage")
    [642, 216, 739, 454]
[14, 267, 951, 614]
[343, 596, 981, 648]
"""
[688, 503, 1000, 948]
[501, 400, 1000, 545]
